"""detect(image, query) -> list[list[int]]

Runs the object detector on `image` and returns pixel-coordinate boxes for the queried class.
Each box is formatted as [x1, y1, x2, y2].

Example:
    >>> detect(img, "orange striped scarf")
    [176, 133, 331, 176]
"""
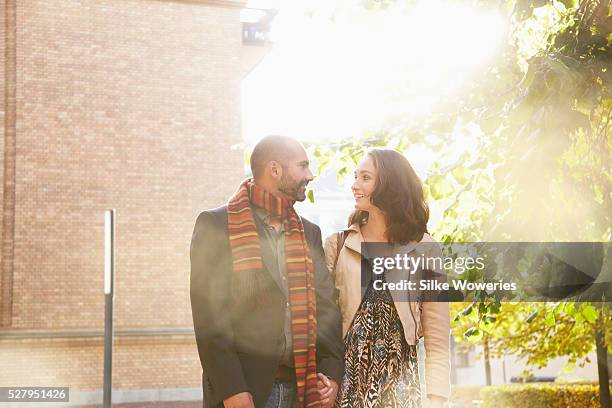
[227, 178, 320, 408]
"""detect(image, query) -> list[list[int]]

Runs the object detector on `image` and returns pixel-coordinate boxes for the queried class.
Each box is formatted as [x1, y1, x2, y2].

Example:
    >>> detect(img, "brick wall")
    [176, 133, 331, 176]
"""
[1, 0, 248, 395]
[0, 336, 201, 390]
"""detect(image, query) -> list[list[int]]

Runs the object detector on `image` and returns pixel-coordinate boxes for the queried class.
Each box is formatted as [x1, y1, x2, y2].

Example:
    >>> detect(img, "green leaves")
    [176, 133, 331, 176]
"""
[465, 327, 484, 343]
[581, 304, 598, 324]
[453, 300, 612, 374]
[307, 189, 315, 204]
[525, 310, 539, 323]
[465, 327, 479, 336]
[545, 311, 556, 327]
[427, 174, 454, 200]
[462, 304, 475, 316]
[451, 165, 470, 184]
[309, 0, 611, 377]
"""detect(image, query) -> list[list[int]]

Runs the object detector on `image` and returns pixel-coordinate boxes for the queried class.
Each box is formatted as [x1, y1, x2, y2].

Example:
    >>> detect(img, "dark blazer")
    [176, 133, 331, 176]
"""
[190, 205, 344, 408]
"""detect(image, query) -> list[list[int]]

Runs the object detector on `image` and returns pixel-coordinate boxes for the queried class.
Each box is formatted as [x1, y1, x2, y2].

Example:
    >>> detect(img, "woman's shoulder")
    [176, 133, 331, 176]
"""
[416, 232, 442, 256]
[419, 232, 436, 243]
[323, 232, 338, 249]
[324, 224, 359, 250]
[325, 224, 359, 240]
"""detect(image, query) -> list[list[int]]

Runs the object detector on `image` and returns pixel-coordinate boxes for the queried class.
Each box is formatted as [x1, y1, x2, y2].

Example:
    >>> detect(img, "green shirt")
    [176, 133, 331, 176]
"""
[253, 207, 294, 368]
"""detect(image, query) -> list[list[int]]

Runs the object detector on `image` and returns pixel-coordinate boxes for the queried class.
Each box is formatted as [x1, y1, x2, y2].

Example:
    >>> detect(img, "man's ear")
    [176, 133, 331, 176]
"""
[268, 160, 283, 180]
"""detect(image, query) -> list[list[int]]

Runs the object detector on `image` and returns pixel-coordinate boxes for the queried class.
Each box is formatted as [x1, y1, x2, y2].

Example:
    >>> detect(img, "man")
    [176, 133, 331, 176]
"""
[190, 136, 344, 408]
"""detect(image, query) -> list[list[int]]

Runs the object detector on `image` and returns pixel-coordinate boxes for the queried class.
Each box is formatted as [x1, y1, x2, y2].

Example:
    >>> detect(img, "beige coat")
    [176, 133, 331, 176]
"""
[323, 223, 451, 399]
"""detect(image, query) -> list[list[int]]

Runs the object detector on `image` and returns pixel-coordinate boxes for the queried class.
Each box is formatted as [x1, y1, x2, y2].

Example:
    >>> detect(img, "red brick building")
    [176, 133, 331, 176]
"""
[0, 0, 268, 404]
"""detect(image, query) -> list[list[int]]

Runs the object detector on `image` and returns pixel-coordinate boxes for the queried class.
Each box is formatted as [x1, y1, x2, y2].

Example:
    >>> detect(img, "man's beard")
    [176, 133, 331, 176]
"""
[278, 174, 308, 202]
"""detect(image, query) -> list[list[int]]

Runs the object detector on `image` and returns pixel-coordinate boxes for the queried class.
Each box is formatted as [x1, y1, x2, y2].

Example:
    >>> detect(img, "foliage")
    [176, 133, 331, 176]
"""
[309, 0, 611, 373]
[450, 301, 612, 371]
[479, 382, 612, 407]
[450, 385, 485, 407]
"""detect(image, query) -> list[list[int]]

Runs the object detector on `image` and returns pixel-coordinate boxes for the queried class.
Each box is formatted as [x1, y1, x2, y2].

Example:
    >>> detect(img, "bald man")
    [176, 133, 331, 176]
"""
[190, 136, 344, 408]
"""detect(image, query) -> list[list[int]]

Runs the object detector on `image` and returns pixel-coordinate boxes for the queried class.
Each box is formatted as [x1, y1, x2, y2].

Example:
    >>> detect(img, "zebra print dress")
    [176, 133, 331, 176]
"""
[334, 274, 422, 408]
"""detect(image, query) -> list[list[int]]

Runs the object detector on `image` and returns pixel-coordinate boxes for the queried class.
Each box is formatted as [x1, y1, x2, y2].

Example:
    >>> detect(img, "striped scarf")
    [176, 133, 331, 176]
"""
[227, 178, 320, 408]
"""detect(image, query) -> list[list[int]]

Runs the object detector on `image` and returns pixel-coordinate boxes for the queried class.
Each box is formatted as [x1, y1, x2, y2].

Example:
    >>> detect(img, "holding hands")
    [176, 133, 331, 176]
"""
[317, 373, 338, 408]
[223, 391, 255, 408]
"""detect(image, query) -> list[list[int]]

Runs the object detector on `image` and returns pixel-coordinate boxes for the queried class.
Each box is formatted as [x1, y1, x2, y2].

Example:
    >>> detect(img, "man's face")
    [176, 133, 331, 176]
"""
[277, 147, 314, 202]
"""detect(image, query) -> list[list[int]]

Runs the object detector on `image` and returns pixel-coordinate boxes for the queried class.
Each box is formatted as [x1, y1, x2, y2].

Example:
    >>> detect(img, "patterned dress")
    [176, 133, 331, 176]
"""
[335, 272, 422, 408]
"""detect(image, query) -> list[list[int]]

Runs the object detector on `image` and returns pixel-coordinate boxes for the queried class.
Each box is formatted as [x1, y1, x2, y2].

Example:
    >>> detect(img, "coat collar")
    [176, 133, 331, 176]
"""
[342, 223, 363, 254]
[342, 223, 420, 255]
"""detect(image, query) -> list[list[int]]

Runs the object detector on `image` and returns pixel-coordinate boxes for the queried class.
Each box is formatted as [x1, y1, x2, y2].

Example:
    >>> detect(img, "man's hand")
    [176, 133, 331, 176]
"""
[223, 391, 255, 408]
[317, 373, 338, 408]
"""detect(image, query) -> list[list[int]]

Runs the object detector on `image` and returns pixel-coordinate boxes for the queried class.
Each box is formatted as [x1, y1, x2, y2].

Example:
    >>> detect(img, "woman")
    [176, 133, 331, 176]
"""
[323, 148, 450, 408]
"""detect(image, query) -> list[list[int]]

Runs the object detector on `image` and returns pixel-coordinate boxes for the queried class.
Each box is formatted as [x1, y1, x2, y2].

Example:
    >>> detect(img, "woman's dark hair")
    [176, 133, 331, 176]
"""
[348, 148, 429, 244]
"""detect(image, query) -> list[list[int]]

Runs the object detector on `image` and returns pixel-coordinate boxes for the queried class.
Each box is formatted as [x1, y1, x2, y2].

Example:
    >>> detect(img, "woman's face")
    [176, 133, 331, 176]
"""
[352, 154, 378, 211]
